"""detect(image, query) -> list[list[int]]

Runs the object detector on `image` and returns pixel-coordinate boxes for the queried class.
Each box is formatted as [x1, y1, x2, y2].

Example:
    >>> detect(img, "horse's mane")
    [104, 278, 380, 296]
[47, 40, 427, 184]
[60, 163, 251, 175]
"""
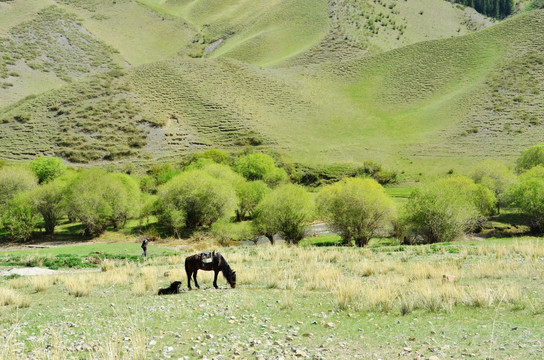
[217, 252, 235, 283]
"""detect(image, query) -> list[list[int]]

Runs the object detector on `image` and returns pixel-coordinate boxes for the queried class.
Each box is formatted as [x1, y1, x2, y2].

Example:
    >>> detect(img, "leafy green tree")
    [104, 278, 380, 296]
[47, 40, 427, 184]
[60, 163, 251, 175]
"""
[30, 156, 66, 184]
[507, 165, 544, 233]
[472, 160, 515, 213]
[27, 176, 70, 235]
[141, 163, 181, 193]
[200, 162, 245, 185]
[235, 153, 287, 186]
[191, 162, 267, 222]
[253, 184, 314, 244]
[0, 166, 37, 210]
[110, 173, 142, 228]
[436, 175, 497, 217]
[402, 180, 479, 243]
[516, 144, 544, 173]
[263, 167, 288, 187]
[235, 180, 270, 221]
[317, 178, 395, 247]
[66, 169, 140, 236]
[156, 169, 236, 234]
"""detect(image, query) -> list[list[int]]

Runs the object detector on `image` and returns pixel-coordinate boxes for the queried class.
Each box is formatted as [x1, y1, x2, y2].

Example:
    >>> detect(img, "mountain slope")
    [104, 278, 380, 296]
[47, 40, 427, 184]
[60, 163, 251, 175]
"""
[0, 0, 543, 175]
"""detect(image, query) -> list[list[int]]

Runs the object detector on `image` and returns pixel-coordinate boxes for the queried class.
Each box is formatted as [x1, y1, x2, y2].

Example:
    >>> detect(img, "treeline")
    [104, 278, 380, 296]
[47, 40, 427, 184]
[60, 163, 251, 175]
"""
[2, 144, 544, 245]
[454, 0, 513, 19]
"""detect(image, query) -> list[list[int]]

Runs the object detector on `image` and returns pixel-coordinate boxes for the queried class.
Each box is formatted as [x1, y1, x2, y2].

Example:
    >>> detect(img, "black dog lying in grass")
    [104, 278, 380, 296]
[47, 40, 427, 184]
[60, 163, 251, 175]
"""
[158, 281, 182, 295]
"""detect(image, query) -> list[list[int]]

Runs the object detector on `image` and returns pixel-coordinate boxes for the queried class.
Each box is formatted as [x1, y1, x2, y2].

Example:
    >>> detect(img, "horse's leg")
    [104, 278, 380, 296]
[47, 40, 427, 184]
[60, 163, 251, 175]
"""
[213, 270, 219, 289]
[193, 270, 200, 289]
[186, 267, 192, 290]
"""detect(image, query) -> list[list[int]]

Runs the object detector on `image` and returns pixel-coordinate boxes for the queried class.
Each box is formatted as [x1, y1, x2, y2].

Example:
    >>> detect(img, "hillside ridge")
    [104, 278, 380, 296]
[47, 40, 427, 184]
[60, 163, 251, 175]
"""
[0, 1, 542, 175]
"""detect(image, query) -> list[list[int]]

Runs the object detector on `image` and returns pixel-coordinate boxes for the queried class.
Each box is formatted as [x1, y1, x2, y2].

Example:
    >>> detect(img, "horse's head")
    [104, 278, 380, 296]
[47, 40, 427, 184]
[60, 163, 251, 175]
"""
[229, 271, 236, 288]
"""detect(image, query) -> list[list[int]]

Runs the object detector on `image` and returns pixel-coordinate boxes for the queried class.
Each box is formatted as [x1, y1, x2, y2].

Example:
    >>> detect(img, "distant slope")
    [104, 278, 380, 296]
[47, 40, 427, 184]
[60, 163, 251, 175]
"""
[300, 9, 544, 169]
[0, 0, 194, 108]
[138, 0, 330, 66]
[0, 5, 119, 107]
[138, 0, 492, 67]
[0, 0, 492, 108]
[0, 0, 543, 176]
[56, 0, 195, 66]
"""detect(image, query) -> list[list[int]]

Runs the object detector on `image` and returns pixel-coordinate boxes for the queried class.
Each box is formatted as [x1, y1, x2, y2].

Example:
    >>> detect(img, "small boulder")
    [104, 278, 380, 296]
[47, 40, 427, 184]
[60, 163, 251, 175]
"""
[442, 274, 458, 283]
[255, 236, 272, 246]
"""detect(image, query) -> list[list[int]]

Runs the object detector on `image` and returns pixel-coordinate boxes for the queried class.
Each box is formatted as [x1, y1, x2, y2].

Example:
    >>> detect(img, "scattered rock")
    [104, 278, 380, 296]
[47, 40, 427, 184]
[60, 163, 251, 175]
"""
[442, 274, 458, 283]
[255, 236, 272, 246]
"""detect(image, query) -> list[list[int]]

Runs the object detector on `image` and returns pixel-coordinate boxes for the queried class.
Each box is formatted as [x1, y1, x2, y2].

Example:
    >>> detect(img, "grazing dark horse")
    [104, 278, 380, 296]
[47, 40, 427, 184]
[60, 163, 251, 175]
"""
[185, 251, 236, 289]
[158, 281, 181, 295]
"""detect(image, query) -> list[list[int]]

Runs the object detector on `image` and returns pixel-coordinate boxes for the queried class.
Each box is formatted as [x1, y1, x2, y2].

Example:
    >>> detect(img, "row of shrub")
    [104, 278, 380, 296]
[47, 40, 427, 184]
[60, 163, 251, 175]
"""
[1, 144, 544, 245]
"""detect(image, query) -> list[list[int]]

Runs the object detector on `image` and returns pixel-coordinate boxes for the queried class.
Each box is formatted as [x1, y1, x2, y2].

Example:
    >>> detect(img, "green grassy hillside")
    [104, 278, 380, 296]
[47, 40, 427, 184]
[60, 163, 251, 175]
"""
[0, 0, 543, 176]
[139, 0, 492, 67]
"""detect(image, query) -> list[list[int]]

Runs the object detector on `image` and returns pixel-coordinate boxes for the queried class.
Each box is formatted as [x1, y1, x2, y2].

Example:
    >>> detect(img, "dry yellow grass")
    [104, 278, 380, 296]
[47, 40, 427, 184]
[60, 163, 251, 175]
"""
[139, 266, 158, 293]
[163, 268, 185, 283]
[61, 274, 95, 297]
[30, 275, 56, 293]
[221, 241, 541, 314]
[132, 280, 147, 296]
[1, 239, 540, 317]
[8, 276, 27, 289]
[0, 287, 30, 307]
[101, 259, 116, 272]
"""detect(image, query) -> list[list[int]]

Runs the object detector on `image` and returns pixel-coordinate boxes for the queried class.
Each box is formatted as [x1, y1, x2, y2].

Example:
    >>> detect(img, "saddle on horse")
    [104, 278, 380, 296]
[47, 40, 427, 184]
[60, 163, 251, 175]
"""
[199, 251, 215, 268]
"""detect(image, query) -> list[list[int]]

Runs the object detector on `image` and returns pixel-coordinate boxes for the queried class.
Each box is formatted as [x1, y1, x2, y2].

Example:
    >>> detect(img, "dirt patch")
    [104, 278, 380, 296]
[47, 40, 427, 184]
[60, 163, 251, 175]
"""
[0, 267, 58, 276]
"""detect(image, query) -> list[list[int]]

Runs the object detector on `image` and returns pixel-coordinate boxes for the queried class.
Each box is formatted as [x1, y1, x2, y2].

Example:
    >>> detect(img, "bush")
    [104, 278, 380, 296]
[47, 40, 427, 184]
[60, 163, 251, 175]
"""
[0, 166, 37, 209]
[30, 156, 66, 184]
[507, 165, 544, 233]
[253, 184, 314, 244]
[156, 169, 236, 234]
[435, 176, 497, 217]
[317, 178, 395, 247]
[66, 169, 140, 236]
[235, 180, 270, 221]
[363, 160, 382, 176]
[516, 144, 544, 173]
[472, 160, 515, 213]
[150, 163, 181, 186]
[211, 219, 256, 245]
[189, 149, 232, 165]
[373, 170, 397, 185]
[402, 180, 479, 243]
[200, 162, 245, 185]
[2, 202, 38, 241]
[290, 162, 396, 186]
[235, 153, 287, 186]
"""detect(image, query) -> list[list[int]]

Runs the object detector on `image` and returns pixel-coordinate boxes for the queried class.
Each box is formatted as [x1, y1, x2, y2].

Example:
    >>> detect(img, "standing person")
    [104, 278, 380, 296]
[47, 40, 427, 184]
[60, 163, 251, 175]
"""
[141, 237, 149, 257]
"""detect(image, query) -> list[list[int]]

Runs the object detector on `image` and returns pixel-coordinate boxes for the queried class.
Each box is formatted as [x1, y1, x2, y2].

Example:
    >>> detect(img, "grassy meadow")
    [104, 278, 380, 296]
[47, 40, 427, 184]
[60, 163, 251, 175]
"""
[0, 238, 543, 359]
